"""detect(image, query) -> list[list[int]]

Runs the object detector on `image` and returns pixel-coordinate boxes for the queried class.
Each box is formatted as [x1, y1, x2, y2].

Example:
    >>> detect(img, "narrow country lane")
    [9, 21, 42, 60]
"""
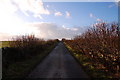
[27, 42, 89, 78]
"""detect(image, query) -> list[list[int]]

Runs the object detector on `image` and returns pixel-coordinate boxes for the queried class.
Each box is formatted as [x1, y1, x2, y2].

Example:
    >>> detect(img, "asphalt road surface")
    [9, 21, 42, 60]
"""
[27, 42, 89, 78]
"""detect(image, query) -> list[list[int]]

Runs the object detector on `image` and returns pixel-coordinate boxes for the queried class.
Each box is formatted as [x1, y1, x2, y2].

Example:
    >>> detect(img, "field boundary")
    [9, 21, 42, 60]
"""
[2, 42, 59, 79]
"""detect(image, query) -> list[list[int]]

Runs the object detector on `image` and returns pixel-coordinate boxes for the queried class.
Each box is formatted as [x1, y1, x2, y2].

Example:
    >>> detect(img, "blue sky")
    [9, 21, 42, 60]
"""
[44, 2, 118, 26]
[0, 0, 118, 40]
[17, 2, 118, 26]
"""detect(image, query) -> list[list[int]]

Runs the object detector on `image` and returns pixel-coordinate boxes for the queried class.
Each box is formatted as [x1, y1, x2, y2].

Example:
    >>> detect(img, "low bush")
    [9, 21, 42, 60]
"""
[64, 22, 120, 78]
[2, 35, 59, 78]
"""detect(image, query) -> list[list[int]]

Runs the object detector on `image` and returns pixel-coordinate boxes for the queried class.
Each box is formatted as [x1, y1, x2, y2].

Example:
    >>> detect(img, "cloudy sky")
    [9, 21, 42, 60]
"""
[0, 0, 119, 41]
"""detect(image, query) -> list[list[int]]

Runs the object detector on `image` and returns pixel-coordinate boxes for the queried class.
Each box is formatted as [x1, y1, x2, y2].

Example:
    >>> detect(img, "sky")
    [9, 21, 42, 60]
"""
[0, 0, 119, 41]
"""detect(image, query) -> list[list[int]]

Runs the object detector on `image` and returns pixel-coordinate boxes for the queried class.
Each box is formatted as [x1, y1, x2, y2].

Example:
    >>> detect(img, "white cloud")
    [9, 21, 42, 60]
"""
[89, 13, 103, 22]
[89, 13, 96, 18]
[33, 14, 43, 19]
[0, 0, 50, 19]
[0, 21, 88, 40]
[96, 18, 102, 22]
[0, 33, 12, 41]
[66, 11, 71, 18]
[25, 22, 86, 40]
[0, 13, 39, 41]
[46, 5, 49, 8]
[54, 12, 62, 16]
[89, 13, 93, 17]
[0, 0, 17, 14]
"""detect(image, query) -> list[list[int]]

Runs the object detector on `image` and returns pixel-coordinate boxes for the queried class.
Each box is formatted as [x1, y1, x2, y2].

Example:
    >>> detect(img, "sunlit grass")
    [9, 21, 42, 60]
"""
[0, 41, 10, 48]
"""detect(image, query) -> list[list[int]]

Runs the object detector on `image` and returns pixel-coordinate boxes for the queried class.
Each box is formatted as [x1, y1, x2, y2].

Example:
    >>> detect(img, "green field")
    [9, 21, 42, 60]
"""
[0, 41, 10, 48]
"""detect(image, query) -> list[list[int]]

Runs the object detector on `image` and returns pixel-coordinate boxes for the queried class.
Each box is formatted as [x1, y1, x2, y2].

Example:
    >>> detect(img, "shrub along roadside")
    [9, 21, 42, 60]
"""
[64, 42, 111, 79]
[63, 22, 120, 78]
[2, 35, 59, 79]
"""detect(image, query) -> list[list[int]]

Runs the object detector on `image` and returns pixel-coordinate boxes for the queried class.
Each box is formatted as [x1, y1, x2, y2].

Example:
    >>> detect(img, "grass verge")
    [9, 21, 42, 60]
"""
[0, 41, 10, 48]
[64, 42, 112, 79]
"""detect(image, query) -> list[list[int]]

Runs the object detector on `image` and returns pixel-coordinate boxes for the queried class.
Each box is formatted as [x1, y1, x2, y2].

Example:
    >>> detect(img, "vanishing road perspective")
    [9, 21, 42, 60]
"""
[27, 42, 89, 78]
[1, 1, 119, 79]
